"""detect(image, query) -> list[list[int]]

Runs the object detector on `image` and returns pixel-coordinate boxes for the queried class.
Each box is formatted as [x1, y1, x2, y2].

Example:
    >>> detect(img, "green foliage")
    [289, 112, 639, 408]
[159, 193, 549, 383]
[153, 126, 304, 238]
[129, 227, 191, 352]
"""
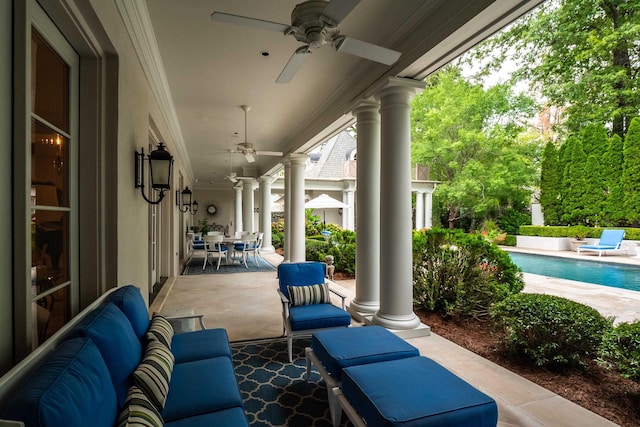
[567, 225, 590, 240]
[305, 208, 323, 235]
[412, 228, 524, 320]
[502, 235, 517, 246]
[271, 219, 284, 234]
[562, 138, 588, 224]
[539, 141, 562, 225]
[305, 239, 329, 262]
[271, 231, 283, 249]
[623, 118, 640, 225]
[492, 293, 613, 368]
[518, 225, 640, 240]
[475, 0, 640, 138]
[598, 321, 640, 382]
[496, 210, 530, 235]
[411, 65, 539, 229]
[603, 134, 625, 226]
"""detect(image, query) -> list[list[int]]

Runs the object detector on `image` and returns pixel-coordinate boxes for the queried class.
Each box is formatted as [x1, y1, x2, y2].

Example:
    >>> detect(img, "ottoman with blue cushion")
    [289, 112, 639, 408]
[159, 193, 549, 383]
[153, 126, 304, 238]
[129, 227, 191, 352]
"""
[308, 326, 420, 383]
[340, 356, 498, 427]
[306, 326, 421, 426]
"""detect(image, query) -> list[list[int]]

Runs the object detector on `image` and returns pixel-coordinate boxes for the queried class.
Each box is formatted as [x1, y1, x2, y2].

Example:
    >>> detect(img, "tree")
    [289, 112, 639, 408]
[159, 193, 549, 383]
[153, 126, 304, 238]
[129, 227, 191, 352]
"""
[561, 137, 588, 224]
[476, 0, 640, 138]
[603, 134, 625, 225]
[580, 124, 609, 224]
[622, 117, 640, 225]
[539, 141, 562, 224]
[411, 66, 538, 229]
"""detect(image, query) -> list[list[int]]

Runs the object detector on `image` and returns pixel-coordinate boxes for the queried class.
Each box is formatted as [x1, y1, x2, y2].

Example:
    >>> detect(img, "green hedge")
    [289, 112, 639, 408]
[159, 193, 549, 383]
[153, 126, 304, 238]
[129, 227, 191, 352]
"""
[598, 321, 640, 382]
[492, 293, 613, 368]
[518, 225, 640, 240]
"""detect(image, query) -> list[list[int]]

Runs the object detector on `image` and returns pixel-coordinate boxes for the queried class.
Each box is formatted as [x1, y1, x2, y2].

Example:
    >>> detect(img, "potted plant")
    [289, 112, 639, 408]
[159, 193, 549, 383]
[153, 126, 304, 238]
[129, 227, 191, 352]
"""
[198, 219, 211, 235]
[568, 225, 590, 251]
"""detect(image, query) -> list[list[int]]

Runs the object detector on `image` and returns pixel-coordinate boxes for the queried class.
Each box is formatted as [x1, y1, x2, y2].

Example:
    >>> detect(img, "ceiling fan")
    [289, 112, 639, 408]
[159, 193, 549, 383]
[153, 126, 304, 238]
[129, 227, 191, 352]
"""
[229, 105, 283, 163]
[211, 0, 401, 83]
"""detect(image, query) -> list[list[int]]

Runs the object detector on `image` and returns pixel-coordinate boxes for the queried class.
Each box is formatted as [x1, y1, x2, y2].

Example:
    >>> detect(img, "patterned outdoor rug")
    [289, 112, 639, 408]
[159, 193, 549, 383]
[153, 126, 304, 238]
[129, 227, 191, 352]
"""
[231, 338, 353, 427]
[182, 256, 276, 275]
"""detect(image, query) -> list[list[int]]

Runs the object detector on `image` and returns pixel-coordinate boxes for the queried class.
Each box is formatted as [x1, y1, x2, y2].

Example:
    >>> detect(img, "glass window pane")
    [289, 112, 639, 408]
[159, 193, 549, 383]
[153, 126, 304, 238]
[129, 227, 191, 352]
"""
[32, 287, 70, 346]
[32, 210, 69, 289]
[31, 119, 68, 207]
[31, 30, 69, 132]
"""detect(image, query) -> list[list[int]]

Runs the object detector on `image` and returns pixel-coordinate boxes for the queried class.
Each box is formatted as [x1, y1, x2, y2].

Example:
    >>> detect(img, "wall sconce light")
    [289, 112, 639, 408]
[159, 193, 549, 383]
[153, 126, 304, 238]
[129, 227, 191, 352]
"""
[338, 208, 343, 215]
[176, 186, 198, 215]
[135, 142, 173, 204]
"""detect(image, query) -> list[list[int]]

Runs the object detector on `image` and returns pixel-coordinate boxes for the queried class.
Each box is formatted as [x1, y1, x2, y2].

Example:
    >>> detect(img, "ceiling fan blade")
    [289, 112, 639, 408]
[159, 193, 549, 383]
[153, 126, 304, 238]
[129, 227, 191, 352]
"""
[322, 0, 360, 24]
[276, 47, 311, 83]
[210, 12, 289, 33]
[256, 151, 284, 157]
[334, 36, 401, 65]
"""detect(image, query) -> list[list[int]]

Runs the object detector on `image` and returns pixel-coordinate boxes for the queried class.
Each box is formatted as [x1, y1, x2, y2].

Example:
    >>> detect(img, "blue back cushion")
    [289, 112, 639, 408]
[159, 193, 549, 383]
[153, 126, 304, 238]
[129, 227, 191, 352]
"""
[599, 229, 625, 246]
[277, 262, 326, 298]
[108, 285, 150, 339]
[70, 302, 143, 406]
[1, 337, 117, 427]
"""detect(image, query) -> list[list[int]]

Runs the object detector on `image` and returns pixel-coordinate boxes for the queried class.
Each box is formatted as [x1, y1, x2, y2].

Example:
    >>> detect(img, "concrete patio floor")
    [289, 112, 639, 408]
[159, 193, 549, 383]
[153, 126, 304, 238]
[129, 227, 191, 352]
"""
[151, 249, 640, 427]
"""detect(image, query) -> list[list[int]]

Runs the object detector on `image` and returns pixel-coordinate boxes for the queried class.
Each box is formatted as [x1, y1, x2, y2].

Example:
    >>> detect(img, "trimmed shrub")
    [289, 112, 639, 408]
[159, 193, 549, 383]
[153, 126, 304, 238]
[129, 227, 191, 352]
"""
[305, 239, 329, 262]
[598, 321, 640, 382]
[412, 228, 524, 320]
[502, 235, 517, 246]
[492, 293, 613, 368]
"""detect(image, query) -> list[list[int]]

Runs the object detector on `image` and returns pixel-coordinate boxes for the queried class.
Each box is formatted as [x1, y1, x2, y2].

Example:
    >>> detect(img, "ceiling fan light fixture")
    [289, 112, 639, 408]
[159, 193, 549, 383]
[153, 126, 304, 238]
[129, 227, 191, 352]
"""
[244, 152, 255, 163]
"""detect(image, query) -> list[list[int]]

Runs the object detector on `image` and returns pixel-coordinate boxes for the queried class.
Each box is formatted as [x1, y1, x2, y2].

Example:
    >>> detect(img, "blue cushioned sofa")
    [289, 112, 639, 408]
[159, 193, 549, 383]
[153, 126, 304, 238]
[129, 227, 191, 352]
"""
[0, 285, 248, 427]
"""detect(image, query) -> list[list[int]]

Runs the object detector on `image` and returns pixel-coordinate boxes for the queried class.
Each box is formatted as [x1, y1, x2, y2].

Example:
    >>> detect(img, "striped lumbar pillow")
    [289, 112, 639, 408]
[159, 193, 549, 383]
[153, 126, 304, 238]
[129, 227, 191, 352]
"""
[146, 314, 174, 348]
[133, 340, 174, 410]
[288, 283, 329, 306]
[117, 385, 163, 427]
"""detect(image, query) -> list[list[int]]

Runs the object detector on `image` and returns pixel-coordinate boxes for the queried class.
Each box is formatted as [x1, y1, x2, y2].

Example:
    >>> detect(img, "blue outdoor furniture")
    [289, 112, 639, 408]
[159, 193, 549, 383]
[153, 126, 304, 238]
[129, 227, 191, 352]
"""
[577, 229, 626, 257]
[277, 262, 352, 362]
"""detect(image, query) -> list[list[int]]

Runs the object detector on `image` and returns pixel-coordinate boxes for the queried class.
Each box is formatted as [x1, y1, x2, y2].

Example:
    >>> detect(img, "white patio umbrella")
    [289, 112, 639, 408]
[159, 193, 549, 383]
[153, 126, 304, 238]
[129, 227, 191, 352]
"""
[304, 194, 348, 226]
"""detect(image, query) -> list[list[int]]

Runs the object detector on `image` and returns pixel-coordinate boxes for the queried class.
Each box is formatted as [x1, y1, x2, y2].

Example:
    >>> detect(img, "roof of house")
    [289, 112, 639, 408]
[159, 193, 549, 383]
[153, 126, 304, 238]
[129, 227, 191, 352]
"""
[306, 131, 356, 179]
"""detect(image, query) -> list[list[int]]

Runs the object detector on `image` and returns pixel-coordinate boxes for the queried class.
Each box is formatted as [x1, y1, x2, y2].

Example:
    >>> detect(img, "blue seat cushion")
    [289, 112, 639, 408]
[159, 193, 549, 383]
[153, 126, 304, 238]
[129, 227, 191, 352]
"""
[165, 407, 248, 427]
[107, 285, 150, 339]
[69, 302, 142, 406]
[171, 328, 232, 363]
[1, 337, 118, 427]
[342, 356, 498, 427]
[192, 240, 205, 249]
[312, 326, 419, 380]
[288, 304, 351, 331]
[162, 357, 244, 422]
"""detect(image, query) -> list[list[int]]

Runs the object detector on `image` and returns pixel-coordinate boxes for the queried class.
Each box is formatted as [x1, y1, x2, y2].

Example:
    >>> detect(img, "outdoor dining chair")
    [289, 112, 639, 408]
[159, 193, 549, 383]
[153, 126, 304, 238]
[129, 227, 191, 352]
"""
[203, 234, 228, 270]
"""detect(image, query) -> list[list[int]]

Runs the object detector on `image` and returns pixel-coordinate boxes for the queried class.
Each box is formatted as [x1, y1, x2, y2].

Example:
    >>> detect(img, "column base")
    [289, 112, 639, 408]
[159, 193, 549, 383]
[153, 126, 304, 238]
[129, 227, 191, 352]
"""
[348, 300, 380, 323]
[372, 311, 421, 330]
[259, 245, 275, 254]
[359, 314, 431, 339]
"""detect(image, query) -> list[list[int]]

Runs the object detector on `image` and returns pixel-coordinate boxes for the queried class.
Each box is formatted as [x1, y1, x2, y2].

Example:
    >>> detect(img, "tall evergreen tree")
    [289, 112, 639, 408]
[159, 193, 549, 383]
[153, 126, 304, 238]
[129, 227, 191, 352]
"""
[562, 138, 588, 224]
[622, 117, 640, 225]
[581, 124, 609, 224]
[539, 141, 562, 225]
[603, 134, 625, 225]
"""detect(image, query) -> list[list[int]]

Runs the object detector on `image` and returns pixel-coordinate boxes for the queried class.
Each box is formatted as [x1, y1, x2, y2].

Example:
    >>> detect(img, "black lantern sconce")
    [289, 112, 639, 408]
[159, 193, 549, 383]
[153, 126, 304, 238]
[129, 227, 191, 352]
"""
[135, 142, 173, 204]
[176, 186, 198, 215]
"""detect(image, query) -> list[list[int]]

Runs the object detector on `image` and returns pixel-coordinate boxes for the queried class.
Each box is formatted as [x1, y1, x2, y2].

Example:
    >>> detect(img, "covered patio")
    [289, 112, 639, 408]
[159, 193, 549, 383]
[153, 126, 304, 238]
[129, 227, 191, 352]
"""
[152, 251, 623, 426]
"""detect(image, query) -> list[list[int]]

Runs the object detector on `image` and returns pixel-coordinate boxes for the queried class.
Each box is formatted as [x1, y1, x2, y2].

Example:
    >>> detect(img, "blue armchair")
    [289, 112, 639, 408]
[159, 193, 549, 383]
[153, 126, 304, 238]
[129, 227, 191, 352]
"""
[277, 262, 352, 362]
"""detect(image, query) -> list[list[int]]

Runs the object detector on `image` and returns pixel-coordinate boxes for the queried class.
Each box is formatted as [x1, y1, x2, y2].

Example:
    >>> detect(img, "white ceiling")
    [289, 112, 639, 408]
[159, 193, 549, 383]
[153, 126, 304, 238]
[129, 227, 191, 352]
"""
[143, 0, 544, 189]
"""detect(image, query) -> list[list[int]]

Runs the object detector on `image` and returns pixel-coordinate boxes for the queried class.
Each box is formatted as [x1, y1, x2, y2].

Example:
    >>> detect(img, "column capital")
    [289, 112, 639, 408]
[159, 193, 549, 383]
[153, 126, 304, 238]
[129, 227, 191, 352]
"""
[233, 181, 243, 191]
[286, 153, 308, 166]
[352, 101, 380, 116]
[238, 177, 258, 191]
[371, 77, 426, 100]
[259, 174, 277, 185]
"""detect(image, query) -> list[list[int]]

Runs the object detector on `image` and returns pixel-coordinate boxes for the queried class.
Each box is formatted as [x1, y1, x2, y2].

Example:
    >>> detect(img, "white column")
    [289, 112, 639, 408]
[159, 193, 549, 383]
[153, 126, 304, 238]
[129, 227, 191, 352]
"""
[259, 175, 275, 252]
[373, 78, 425, 330]
[350, 102, 380, 315]
[283, 159, 291, 262]
[289, 154, 307, 262]
[342, 189, 355, 231]
[234, 182, 243, 234]
[425, 190, 433, 228]
[415, 191, 425, 229]
[241, 178, 256, 232]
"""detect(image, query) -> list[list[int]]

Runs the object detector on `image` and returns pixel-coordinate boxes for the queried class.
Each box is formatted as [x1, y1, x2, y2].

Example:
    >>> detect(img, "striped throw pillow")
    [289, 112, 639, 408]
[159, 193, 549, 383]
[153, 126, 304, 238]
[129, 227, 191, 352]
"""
[146, 314, 174, 348]
[287, 283, 330, 306]
[117, 385, 163, 427]
[133, 340, 174, 410]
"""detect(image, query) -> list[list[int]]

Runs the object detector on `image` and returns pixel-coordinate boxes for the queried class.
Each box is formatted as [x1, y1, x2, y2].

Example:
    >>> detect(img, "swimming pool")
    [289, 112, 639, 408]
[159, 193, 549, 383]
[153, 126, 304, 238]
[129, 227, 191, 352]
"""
[508, 252, 640, 292]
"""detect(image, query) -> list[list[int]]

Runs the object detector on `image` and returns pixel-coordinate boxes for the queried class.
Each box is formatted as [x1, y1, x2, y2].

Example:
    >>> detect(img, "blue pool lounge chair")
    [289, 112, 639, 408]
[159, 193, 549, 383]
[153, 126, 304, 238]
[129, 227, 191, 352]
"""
[577, 229, 626, 257]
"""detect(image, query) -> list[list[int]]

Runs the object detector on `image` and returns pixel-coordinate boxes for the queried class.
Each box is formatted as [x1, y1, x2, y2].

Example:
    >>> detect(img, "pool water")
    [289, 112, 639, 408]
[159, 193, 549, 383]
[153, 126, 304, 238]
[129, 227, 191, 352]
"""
[508, 252, 640, 292]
